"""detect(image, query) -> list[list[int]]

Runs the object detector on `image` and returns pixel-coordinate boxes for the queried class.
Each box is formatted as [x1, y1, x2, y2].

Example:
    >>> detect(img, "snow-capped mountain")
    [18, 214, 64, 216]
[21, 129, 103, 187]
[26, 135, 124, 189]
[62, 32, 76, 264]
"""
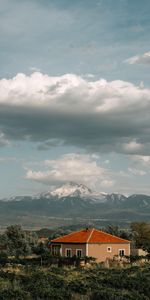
[106, 193, 127, 204]
[0, 182, 150, 227]
[39, 182, 109, 203]
[50, 182, 92, 198]
[1, 182, 129, 204]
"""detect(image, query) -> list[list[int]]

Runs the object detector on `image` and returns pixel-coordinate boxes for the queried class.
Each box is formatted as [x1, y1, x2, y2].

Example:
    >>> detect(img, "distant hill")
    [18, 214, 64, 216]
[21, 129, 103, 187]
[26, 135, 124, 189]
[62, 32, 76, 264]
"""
[35, 228, 54, 238]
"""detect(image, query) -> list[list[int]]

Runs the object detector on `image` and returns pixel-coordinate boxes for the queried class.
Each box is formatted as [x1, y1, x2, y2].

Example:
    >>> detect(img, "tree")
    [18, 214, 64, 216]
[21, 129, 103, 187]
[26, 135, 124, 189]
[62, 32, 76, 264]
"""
[25, 231, 38, 252]
[105, 225, 130, 240]
[33, 242, 49, 256]
[105, 225, 119, 236]
[131, 222, 150, 253]
[5, 225, 32, 258]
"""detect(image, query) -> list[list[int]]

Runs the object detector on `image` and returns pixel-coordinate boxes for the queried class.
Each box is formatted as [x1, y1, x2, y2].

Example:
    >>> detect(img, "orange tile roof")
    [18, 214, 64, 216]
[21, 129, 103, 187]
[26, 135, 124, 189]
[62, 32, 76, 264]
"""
[51, 228, 130, 244]
[51, 228, 93, 243]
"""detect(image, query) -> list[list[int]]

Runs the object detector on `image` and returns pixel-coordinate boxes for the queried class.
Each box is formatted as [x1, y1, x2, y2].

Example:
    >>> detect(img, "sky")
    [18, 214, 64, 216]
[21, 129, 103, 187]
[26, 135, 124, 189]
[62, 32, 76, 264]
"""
[0, 0, 150, 197]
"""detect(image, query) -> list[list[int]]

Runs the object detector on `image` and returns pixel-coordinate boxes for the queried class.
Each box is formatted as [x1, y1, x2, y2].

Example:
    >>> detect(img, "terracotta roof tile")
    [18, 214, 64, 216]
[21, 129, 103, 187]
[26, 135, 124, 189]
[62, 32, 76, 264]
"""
[89, 229, 129, 243]
[51, 229, 93, 243]
[51, 228, 130, 244]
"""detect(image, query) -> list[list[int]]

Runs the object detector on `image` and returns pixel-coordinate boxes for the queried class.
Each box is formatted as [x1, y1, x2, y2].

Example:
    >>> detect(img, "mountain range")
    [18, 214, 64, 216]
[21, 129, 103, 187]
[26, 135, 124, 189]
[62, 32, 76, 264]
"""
[0, 182, 150, 228]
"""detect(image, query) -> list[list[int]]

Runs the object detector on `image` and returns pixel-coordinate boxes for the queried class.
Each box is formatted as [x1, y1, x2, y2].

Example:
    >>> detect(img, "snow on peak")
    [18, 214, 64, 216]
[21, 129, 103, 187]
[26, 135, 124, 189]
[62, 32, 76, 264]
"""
[49, 182, 109, 202]
[50, 182, 92, 198]
[36, 182, 92, 199]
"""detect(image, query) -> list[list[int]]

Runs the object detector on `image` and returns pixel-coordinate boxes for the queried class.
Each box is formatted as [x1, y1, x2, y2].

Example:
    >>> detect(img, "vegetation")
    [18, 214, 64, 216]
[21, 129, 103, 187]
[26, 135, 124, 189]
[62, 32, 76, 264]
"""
[131, 222, 150, 253]
[0, 223, 150, 299]
[0, 225, 38, 258]
[0, 264, 150, 299]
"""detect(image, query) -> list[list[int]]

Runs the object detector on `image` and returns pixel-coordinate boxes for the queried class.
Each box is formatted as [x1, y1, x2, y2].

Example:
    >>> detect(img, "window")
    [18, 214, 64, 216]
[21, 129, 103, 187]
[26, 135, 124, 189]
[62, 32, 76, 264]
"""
[76, 249, 82, 258]
[119, 249, 125, 256]
[65, 249, 72, 257]
[51, 245, 61, 256]
[107, 247, 112, 252]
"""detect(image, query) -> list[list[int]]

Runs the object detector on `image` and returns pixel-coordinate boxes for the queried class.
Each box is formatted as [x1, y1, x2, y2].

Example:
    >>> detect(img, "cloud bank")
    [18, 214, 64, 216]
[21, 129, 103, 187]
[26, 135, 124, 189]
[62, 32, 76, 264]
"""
[0, 72, 150, 155]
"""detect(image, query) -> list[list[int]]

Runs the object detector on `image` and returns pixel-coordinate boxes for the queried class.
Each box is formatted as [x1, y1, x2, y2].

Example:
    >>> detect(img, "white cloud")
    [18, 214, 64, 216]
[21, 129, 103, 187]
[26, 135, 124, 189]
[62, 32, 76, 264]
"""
[126, 154, 150, 186]
[0, 132, 10, 147]
[0, 72, 150, 154]
[100, 179, 114, 188]
[128, 167, 146, 176]
[26, 153, 113, 190]
[0, 72, 149, 111]
[133, 155, 150, 162]
[122, 140, 144, 154]
[29, 67, 41, 72]
[125, 51, 150, 65]
[104, 160, 110, 164]
[131, 155, 150, 168]
[83, 73, 95, 79]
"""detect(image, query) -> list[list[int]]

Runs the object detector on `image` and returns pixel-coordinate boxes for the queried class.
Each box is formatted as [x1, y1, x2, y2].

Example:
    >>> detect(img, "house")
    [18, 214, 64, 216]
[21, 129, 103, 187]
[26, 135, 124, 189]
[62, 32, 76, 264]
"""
[131, 248, 148, 257]
[50, 228, 130, 262]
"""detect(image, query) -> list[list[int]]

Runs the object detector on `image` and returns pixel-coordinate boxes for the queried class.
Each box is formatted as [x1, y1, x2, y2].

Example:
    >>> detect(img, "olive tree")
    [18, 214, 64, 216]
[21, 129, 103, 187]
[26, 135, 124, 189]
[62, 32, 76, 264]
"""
[5, 225, 36, 258]
[131, 222, 150, 253]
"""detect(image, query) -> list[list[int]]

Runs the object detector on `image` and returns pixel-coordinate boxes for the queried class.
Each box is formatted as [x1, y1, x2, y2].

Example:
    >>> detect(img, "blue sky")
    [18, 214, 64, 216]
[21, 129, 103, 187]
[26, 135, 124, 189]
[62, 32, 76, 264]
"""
[0, 0, 150, 197]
